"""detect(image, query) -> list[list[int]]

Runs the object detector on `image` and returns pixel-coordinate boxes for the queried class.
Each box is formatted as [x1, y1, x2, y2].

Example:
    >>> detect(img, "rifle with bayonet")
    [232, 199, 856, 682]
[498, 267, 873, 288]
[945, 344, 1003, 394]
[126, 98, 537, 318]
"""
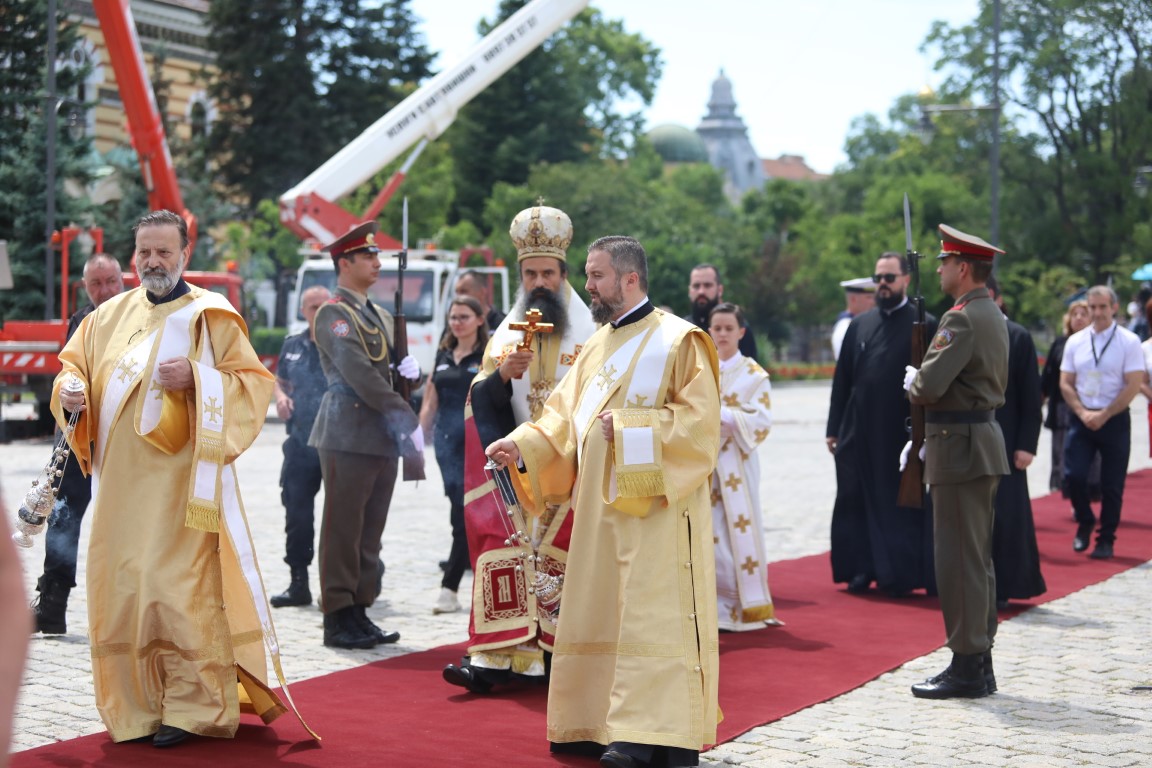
[897, 193, 927, 508]
[395, 197, 425, 482]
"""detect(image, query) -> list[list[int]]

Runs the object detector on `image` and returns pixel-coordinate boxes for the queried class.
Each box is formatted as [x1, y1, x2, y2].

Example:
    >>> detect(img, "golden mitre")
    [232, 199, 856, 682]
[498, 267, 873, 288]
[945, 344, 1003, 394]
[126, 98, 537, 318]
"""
[509, 205, 573, 263]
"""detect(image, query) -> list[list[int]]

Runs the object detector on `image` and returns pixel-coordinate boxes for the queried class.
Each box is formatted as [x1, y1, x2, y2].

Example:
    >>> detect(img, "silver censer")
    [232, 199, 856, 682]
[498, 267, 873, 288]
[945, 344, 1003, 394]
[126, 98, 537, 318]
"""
[12, 376, 85, 548]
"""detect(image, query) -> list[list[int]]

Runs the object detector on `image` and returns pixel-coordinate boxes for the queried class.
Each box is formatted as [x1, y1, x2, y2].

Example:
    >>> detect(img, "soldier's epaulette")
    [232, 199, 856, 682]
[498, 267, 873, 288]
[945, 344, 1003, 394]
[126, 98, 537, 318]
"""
[951, 300, 970, 311]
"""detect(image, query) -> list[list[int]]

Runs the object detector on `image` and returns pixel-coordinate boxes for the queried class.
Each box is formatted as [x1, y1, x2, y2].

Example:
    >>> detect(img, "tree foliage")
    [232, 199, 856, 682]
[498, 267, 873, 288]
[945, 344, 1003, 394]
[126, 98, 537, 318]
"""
[206, 0, 434, 209]
[0, 0, 94, 321]
[446, 1, 661, 224]
[927, 0, 1152, 285]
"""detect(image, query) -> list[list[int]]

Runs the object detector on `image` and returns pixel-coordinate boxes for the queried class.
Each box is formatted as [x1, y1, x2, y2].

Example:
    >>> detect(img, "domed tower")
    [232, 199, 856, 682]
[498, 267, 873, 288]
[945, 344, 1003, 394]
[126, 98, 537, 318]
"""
[647, 123, 710, 164]
[696, 70, 765, 201]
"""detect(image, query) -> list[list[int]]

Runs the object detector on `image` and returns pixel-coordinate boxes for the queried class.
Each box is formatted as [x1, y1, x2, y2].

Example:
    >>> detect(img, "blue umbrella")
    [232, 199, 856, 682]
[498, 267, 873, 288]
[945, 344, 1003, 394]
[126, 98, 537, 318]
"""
[1132, 263, 1152, 280]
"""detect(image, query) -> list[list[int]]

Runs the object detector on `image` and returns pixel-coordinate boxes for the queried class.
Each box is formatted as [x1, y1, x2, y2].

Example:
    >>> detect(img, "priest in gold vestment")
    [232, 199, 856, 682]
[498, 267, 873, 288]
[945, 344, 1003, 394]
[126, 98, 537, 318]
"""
[487, 236, 720, 768]
[52, 211, 312, 748]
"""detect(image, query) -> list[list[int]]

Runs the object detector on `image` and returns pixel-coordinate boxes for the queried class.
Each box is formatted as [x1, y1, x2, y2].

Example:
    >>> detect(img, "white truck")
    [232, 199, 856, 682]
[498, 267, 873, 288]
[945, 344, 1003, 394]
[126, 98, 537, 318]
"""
[289, 249, 509, 374]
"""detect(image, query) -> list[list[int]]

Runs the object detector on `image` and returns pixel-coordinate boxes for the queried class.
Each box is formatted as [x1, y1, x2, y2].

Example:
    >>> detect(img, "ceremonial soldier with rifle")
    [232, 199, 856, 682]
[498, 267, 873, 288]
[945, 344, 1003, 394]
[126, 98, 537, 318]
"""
[904, 223, 1009, 700]
[310, 220, 424, 649]
[826, 203, 937, 598]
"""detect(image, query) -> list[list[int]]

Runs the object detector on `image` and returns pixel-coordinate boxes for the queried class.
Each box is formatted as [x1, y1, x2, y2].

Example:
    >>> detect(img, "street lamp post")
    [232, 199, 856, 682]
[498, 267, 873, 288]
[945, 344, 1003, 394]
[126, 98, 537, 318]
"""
[918, 0, 1003, 249]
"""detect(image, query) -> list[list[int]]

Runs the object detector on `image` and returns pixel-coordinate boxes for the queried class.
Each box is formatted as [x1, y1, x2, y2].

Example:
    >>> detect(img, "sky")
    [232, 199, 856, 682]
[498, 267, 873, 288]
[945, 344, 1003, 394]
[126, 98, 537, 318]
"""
[407, 0, 981, 174]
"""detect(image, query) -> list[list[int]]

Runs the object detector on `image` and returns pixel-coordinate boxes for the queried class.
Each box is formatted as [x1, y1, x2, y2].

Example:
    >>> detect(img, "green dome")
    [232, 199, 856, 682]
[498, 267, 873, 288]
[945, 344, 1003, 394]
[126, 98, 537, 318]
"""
[647, 123, 709, 163]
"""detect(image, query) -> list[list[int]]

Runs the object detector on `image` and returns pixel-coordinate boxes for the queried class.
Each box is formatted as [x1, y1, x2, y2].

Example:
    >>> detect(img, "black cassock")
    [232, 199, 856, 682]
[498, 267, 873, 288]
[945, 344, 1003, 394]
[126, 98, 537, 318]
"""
[992, 318, 1047, 601]
[827, 303, 937, 594]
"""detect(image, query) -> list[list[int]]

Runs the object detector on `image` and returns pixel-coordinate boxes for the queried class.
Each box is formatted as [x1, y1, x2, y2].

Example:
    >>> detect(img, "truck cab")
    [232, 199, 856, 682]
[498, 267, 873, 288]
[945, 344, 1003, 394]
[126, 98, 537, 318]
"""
[290, 249, 509, 374]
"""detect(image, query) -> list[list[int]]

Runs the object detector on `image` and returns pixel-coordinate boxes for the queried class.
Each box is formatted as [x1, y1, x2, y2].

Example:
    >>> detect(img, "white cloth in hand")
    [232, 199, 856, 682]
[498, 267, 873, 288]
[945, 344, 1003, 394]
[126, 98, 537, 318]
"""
[397, 354, 420, 381]
[409, 425, 424, 453]
[902, 365, 918, 392]
[719, 406, 736, 437]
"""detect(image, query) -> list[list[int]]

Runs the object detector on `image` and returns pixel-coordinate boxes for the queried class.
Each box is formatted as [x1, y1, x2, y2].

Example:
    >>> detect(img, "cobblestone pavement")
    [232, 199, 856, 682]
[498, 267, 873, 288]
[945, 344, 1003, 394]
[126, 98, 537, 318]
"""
[3, 381, 1150, 765]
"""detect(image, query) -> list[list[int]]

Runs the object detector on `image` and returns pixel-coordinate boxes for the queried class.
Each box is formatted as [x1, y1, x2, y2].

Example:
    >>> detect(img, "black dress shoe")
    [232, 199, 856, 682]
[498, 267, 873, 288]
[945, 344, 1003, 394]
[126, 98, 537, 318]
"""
[846, 574, 871, 594]
[1089, 541, 1114, 560]
[600, 750, 645, 768]
[1073, 525, 1093, 552]
[153, 724, 191, 748]
[442, 663, 494, 694]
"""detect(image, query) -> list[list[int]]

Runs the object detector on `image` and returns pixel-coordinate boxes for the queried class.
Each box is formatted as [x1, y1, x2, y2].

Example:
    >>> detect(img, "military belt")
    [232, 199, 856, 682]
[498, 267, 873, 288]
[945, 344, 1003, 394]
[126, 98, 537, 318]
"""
[924, 410, 995, 424]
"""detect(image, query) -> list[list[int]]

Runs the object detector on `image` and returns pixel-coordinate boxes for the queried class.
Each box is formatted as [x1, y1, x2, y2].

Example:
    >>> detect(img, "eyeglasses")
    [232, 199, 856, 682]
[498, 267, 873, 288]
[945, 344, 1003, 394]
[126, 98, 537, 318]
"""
[872, 273, 901, 284]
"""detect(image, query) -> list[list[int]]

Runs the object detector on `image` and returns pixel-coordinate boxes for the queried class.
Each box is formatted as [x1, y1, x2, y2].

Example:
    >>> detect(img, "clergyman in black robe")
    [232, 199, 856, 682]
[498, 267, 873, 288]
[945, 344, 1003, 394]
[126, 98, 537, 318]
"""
[992, 313, 1047, 604]
[827, 293, 938, 596]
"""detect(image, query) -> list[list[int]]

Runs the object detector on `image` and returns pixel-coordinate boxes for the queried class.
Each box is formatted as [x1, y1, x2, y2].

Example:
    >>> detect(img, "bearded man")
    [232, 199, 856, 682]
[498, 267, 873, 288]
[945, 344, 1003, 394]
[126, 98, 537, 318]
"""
[826, 251, 938, 597]
[442, 205, 596, 694]
[52, 210, 312, 747]
[683, 263, 757, 360]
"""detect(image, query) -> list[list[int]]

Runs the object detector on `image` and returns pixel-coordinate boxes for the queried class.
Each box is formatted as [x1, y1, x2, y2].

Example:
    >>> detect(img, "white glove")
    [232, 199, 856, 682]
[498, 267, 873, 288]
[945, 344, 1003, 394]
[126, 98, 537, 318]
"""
[409, 425, 425, 453]
[902, 365, 918, 392]
[719, 406, 736, 437]
[397, 354, 420, 381]
[899, 441, 926, 472]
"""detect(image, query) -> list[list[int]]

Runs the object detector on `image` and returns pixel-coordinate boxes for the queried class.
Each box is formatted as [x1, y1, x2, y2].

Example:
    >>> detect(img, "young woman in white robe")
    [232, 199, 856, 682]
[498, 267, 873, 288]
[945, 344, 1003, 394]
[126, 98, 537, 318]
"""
[709, 304, 781, 631]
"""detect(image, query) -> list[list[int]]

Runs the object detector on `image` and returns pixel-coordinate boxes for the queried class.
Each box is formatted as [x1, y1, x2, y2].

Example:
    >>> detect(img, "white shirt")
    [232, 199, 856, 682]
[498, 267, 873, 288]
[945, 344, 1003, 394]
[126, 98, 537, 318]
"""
[1060, 322, 1144, 409]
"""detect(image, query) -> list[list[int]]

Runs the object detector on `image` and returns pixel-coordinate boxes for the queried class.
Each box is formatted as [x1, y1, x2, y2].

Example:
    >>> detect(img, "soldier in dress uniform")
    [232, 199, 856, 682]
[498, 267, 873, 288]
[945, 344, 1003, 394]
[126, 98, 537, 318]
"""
[309, 221, 423, 649]
[903, 224, 1009, 699]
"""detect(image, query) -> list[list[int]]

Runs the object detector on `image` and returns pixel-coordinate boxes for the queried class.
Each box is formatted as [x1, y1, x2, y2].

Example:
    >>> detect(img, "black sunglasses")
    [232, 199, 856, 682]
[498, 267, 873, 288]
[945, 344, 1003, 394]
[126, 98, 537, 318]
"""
[872, 273, 900, 284]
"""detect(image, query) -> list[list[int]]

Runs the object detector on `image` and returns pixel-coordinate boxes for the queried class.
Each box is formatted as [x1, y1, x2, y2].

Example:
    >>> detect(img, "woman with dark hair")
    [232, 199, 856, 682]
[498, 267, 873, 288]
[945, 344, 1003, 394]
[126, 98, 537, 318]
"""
[419, 296, 488, 614]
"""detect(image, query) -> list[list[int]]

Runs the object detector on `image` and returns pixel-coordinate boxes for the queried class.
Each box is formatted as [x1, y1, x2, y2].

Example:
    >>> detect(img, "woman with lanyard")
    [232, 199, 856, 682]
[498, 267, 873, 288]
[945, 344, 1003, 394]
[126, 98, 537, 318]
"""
[420, 296, 488, 614]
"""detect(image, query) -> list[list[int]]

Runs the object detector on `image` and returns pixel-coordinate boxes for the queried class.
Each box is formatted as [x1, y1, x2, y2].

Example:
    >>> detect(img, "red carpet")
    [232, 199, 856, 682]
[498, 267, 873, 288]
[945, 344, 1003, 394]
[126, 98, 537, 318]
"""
[15, 470, 1152, 767]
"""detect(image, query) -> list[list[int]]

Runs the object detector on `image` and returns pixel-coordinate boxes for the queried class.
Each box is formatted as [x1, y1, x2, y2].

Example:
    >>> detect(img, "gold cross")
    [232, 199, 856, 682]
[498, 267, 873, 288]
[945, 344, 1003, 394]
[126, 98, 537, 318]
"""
[733, 515, 752, 533]
[754, 428, 769, 443]
[204, 396, 223, 424]
[724, 473, 742, 491]
[116, 359, 139, 383]
[710, 488, 722, 506]
[595, 364, 617, 390]
[759, 391, 772, 408]
[509, 308, 555, 352]
[723, 393, 741, 407]
[626, 394, 649, 408]
[741, 556, 760, 576]
[149, 380, 164, 400]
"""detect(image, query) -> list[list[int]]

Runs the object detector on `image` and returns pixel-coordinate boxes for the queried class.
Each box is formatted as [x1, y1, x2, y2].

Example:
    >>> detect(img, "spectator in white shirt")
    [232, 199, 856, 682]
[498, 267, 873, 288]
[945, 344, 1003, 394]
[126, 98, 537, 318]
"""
[1059, 285, 1145, 560]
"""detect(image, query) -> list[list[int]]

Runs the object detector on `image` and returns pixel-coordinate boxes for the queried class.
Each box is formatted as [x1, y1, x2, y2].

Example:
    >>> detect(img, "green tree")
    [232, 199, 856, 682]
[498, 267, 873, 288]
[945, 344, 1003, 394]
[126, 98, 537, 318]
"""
[206, 0, 329, 209]
[0, 0, 94, 321]
[447, 1, 661, 224]
[927, 0, 1152, 283]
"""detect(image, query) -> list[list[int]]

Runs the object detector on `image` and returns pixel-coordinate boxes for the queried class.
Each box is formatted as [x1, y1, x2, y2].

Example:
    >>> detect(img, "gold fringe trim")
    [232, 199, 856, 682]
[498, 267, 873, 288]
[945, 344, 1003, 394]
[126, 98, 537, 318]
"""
[616, 469, 665, 499]
[510, 649, 545, 675]
[617, 408, 656, 427]
[185, 500, 221, 532]
[741, 603, 776, 623]
[198, 437, 225, 465]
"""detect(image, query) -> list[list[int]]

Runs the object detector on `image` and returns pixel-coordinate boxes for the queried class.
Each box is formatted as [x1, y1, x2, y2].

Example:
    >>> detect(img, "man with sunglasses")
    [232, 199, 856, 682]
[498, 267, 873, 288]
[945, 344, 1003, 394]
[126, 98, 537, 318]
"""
[827, 252, 937, 599]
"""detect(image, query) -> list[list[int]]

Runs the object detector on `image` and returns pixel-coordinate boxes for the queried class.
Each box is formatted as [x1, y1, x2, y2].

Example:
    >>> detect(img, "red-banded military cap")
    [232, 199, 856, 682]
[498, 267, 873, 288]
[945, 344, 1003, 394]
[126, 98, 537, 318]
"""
[937, 223, 1005, 261]
[322, 220, 380, 259]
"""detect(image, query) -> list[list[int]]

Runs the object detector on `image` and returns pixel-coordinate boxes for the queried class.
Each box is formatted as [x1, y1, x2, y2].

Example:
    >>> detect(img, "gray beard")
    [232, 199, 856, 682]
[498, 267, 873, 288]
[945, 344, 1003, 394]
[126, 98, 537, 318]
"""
[591, 294, 626, 324]
[139, 266, 180, 296]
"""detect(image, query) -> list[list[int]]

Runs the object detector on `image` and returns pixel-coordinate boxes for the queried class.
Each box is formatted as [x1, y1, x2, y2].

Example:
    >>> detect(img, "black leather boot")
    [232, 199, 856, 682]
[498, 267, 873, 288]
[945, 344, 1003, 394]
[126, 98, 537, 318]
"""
[911, 652, 989, 699]
[352, 605, 399, 644]
[322, 606, 377, 649]
[270, 566, 311, 608]
[983, 650, 997, 693]
[31, 576, 70, 634]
